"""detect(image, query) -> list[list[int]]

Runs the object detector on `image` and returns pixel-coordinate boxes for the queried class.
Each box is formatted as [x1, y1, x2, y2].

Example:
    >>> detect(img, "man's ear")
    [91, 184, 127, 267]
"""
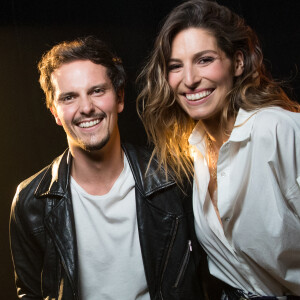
[234, 51, 244, 77]
[50, 106, 62, 126]
[117, 89, 125, 113]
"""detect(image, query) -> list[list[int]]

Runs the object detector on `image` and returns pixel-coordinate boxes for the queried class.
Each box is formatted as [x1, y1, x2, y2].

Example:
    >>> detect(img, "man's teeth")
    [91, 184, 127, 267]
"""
[186, 90, 212, 101]
[78, 119, 101, 128]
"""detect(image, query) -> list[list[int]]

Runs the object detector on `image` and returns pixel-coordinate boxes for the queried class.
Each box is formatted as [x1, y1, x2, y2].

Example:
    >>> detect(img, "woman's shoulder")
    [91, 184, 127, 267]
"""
[246, 107, 300, 156]
[253, 107, 300, 133]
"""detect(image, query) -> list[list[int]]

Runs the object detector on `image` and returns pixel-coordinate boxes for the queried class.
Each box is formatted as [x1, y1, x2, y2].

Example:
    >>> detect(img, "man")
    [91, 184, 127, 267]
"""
[9, 37, 203, 299]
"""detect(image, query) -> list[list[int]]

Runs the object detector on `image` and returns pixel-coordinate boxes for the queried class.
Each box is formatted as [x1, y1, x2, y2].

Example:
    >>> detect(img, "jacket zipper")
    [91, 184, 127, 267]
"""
[173, 240, 192, 288]
[159, 217, 179, 300]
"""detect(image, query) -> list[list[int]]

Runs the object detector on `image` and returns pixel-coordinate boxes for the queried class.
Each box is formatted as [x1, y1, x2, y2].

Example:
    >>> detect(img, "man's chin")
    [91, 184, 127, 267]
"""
[81, 136, 110, 152]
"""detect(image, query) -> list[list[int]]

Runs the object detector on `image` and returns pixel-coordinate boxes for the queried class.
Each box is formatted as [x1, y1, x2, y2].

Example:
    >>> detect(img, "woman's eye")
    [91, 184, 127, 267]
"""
[168, 64, 182, 72]
[198, 56, 215, 64]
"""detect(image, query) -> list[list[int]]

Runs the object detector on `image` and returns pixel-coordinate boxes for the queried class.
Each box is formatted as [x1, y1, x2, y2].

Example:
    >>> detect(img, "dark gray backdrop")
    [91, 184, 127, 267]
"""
[1, 0, 299, 298]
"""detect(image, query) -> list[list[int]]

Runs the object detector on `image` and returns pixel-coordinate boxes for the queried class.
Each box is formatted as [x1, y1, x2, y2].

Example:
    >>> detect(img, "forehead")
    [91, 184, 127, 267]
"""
[170, 27, 220, 57]
[51, 60, 110, 92]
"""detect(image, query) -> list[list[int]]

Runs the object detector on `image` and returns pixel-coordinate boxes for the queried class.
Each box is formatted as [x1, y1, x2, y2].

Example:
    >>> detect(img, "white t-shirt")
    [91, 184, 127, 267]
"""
[71, 155, 150, 300]
[189, 107, 300, 296]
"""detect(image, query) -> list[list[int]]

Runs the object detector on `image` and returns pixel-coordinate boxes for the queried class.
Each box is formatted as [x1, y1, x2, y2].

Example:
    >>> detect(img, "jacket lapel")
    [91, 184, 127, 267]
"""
[44, 194, 78, 295]
[35, 149, 78, 295]
[123, 143, 183, 298]
[122, 143, 176, 197]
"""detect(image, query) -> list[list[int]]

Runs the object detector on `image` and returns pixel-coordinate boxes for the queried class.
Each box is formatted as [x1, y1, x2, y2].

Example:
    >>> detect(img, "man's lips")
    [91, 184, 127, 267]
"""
[75, 113, 106, 128]
[77, 118, 102, 128]
[184, 89, 214, 101]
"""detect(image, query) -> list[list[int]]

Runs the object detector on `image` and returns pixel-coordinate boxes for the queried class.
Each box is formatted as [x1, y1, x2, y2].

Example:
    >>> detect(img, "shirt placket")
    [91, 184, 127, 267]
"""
[215, 142, 238, 256]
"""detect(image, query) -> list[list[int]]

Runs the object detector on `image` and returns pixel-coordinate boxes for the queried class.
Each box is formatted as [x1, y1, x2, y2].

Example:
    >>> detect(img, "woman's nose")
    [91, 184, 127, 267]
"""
[183, 66, 201, 88]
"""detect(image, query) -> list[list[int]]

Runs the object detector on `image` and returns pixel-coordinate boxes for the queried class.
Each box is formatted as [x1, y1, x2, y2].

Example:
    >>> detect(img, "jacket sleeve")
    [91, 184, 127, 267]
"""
[9, 188, 44, 299]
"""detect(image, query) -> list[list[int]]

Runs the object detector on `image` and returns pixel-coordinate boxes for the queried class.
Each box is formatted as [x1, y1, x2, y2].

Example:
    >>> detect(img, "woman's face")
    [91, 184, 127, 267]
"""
[167, 27, 243, 121]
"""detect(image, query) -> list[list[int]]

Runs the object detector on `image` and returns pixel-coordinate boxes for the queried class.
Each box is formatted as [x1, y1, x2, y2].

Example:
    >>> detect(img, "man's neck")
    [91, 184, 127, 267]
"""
[69, 137, 124, 196]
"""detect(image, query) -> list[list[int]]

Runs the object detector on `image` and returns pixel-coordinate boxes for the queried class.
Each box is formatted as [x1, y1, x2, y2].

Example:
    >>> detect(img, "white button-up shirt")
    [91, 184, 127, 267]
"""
[189, 107, 300, 296]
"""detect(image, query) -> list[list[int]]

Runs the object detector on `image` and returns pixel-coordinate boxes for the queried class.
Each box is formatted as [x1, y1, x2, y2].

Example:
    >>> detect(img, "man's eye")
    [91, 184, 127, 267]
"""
[62, 95, 74, 101]
[93, 88, 104, 94]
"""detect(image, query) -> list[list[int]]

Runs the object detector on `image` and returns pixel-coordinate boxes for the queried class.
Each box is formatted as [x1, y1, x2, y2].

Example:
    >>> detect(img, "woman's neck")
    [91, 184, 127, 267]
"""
[202, 114, 236, 150]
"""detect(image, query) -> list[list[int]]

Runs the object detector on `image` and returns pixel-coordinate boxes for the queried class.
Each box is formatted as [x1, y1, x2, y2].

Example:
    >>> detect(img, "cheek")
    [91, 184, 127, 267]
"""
[167, 73, 179, 90]
[56, 106, 76, 123]
[56, 109, 66, 124]
[207, 63, 233, 86]
[95, 97, 120, 115]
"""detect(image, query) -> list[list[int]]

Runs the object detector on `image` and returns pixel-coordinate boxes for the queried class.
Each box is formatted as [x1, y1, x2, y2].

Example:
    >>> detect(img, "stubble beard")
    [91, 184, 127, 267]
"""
[67, 126, 111, 153]
[75, 125, 111, 152]
[82, 132, 110, 152]
[67, 112, 111, 152]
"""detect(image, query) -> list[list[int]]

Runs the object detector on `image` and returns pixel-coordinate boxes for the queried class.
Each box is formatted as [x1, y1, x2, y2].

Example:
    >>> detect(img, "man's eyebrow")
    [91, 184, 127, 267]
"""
[56, 83, 111, 100]
[87, 83, 109, 94]
[57, 91, 77, 100]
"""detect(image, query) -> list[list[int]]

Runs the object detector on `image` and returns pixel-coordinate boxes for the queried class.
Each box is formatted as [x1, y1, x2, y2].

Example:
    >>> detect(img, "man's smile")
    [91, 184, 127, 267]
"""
[77, 118, 103, 128]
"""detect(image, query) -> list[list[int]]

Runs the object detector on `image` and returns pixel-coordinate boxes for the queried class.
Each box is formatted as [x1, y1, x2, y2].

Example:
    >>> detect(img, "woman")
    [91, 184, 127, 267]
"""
[137, 0, 300, 299]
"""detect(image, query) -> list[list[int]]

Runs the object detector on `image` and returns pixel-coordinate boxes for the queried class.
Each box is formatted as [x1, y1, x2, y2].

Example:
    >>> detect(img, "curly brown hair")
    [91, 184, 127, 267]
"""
[38, 36, 126, 109]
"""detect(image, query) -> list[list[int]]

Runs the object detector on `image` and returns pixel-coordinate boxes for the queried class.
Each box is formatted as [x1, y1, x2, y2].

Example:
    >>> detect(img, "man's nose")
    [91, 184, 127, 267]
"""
[79, 95, 95, 114]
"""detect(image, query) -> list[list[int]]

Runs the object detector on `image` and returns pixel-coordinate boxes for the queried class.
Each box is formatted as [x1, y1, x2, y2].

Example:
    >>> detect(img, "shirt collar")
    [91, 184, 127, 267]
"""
[189, 121, 205, 145]
[229, 108, 258, 142]
[188, 108, 259, 149]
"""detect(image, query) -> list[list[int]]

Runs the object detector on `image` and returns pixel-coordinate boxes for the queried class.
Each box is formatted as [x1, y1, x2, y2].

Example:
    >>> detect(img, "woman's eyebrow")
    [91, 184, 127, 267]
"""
[169, 49, 218, 62]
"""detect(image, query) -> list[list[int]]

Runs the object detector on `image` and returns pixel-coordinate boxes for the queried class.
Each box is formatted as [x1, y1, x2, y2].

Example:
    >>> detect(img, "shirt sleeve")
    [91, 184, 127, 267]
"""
[258, 110, 300, 217]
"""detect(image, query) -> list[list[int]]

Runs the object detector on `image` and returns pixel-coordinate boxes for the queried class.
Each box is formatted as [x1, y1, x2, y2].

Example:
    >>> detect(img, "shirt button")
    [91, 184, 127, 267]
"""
[224, 217, 230, 222]
[220, 172, 226, 177]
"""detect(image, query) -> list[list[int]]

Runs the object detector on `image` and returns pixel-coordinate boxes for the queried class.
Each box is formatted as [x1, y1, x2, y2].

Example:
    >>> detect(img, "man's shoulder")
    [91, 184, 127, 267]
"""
[122, 143, 153, 167]
[16, 165, 50, 198]
[122, 142, 164, 178]
[123, 142, 193, 214]
[12, 151, 68, 212]
[122, 142, 178, 195]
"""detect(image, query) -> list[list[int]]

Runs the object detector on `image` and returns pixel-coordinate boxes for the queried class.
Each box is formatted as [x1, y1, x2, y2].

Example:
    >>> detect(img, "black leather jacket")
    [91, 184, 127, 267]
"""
[10, 143, 204, 299]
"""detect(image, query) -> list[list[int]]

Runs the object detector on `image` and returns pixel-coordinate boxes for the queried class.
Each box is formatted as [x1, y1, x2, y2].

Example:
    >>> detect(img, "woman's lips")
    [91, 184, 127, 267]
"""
[184, 89, 214, 101]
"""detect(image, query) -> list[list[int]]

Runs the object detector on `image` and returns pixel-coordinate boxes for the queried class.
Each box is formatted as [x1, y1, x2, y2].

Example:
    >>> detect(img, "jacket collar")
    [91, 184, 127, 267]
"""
[34, 149, 78, 296]
[34, 149, 71, 198]
[122, 143, 176, 197]
[34, 144, 176, 199]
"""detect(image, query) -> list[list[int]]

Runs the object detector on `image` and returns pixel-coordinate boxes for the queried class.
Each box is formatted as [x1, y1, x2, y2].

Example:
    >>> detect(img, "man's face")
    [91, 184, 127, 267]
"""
[51, 60, 124, 152]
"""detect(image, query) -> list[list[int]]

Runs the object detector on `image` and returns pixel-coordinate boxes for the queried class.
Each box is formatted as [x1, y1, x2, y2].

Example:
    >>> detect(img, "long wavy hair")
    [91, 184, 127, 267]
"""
[137, 0, 299, 185]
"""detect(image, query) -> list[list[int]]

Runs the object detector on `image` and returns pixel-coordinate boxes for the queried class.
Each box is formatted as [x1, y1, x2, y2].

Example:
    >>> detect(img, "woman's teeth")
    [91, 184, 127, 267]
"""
[186, 90, 212, 101]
